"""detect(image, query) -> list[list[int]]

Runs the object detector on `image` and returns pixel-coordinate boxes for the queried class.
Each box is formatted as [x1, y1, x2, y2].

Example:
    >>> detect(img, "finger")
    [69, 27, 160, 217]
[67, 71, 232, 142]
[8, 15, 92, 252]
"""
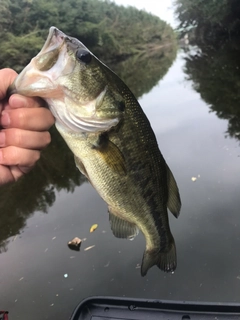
[10, 164, 33, 177]
[0, 129, 51, 149]
[0, 165, 15, 185]
[0, 164, 26, 185]
[8, 94, 45, 110]
[0, 146, 40, 167]
[0, 69, 17, 100]
[0, 107, 55, 130]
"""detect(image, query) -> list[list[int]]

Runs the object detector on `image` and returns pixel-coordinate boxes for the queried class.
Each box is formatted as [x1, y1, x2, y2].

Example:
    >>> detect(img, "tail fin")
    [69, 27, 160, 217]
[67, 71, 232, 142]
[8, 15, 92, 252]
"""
[141, 241, 177, 277]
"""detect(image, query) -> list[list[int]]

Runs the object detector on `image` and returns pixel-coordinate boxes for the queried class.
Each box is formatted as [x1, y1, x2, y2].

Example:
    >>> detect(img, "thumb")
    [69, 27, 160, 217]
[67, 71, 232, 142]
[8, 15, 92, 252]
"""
[0, 69, 18, 100]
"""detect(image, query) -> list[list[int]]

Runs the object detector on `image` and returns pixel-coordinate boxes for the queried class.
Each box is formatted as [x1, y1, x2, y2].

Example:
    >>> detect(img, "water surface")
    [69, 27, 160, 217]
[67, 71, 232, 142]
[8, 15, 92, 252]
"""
[1, 48, 240, 319]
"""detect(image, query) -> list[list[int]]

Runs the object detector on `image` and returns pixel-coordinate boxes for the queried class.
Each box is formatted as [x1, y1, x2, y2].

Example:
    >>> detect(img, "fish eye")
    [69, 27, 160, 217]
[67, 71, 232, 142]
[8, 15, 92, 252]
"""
[76, 49, 92, 63]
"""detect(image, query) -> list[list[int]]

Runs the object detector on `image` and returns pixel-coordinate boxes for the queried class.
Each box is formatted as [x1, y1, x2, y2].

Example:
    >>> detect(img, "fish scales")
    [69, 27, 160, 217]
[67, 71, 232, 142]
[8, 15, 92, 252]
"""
[8, 27, 181, 276]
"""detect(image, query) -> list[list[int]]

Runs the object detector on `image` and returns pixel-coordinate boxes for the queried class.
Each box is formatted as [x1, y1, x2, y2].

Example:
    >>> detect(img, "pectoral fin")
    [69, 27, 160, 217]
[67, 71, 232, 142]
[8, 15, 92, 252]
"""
[97, 140, 126, 175]
[88, 133, 126, 176]
[166, 165, 181, 218]
[109, 208, 139, 240]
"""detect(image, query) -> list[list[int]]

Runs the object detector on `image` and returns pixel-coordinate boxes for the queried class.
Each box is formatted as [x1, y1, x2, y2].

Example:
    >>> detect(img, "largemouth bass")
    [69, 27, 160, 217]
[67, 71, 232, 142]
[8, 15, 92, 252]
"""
[9, 27, 181, 276]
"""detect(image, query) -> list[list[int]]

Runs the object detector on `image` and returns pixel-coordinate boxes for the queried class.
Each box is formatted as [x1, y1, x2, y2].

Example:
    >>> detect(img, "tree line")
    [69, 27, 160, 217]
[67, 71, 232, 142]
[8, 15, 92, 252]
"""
[0, 0, 176, 71]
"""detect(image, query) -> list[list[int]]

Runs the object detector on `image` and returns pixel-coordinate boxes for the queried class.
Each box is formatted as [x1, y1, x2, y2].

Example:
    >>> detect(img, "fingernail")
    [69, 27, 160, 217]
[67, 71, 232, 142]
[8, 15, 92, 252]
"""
[1, 111, 10, 127]
[10, 95, 27, 108]
[0, 132, 5, 147]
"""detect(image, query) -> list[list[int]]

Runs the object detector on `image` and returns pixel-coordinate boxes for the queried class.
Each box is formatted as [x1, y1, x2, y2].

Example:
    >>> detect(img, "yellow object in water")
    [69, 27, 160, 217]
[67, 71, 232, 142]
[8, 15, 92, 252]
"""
[90, 224, 98, 233]
[9, 27, 181, 277]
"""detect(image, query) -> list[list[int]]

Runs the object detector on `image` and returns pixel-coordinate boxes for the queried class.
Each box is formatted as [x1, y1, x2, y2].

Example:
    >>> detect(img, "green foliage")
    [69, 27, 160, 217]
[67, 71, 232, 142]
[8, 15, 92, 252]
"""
[0, 0, 177, 253]
[0, 0, 176, 71]
[174, 0, 240, 40]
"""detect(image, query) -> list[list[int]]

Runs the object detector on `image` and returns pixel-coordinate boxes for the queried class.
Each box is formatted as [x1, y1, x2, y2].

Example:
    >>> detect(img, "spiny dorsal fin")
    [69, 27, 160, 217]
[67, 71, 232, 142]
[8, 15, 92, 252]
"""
[166, 164, 181, 218]
[109, 209, 139, 240]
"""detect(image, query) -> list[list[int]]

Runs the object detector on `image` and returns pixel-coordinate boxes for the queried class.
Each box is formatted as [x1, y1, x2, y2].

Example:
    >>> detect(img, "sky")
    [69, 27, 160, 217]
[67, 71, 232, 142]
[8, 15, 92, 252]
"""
[112, 0, 177, 27]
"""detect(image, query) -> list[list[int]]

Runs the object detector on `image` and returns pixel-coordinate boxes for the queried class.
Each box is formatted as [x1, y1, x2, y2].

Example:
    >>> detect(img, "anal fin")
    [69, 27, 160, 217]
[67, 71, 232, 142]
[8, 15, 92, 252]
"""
[109, 207, 139, 240]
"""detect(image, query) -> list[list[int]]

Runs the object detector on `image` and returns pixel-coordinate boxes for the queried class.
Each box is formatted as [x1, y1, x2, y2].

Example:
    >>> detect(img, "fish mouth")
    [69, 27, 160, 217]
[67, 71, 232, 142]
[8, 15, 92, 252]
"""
[40, 27, 67, 53]
[8, 26, 75, 98]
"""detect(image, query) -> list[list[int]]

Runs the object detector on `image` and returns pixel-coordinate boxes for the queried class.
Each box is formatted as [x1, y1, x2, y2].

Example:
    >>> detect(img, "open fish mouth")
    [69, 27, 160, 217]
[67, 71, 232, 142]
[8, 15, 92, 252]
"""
[8, 27, 77, 97]
[7, 26, 181, 276]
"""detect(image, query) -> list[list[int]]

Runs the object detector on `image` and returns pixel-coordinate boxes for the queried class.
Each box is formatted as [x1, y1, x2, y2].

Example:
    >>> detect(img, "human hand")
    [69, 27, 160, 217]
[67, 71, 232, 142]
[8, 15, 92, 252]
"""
[0, 68, 55, 185]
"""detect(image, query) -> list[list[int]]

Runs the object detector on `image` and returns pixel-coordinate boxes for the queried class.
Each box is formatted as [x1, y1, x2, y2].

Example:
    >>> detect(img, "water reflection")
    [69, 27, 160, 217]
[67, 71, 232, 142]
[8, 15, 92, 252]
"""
[9, 26, 181, 279]
[0, 127, 85, 253]
[1, 45, 240, 319]
[183, 39, 240, 141]
[1, 1, 240, 319]
[0, 44, 177, 254]
[110, 43, 177, 98]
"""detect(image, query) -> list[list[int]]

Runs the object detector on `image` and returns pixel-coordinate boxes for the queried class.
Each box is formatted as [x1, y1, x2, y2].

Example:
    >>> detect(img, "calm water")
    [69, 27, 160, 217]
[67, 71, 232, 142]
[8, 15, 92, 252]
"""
[1, 48, 240, 319]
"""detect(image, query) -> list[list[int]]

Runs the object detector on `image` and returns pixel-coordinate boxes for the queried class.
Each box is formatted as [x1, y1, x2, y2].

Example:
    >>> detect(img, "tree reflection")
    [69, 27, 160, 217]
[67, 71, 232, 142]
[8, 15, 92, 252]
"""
[110, 43, 177, 98]
[0, 43, 177, 254]
[174, 0, 240, 141]
[0, 127, 85, 253]
[0, 0, 178, 255]
[174, 0, 240, 40]
[182, 40, 240, 141]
